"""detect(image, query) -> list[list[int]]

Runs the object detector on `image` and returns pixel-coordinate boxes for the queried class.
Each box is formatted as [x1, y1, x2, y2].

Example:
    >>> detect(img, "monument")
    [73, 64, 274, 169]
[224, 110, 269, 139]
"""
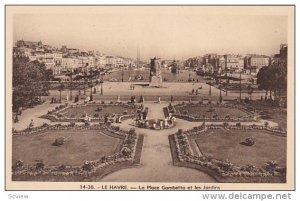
[149, 57, 163, 87]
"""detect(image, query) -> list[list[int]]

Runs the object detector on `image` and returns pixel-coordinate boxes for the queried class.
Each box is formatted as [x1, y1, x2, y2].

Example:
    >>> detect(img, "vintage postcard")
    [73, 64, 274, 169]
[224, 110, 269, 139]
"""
[5, 5, 295, 190]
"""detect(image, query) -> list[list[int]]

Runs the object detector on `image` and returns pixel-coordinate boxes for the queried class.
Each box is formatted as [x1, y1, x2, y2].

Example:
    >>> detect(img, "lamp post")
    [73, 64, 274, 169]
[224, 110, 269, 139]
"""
[69, 69, 73, 101]
[100, 73, 104, 95]
[219, 77, 222, 103]
[121, 65, 124, 82]
[209, 82, 211, 96]
[225, 73, 228, 96]
[83, 63, 88, 95]
[239, 71, 242, 101]
[89, 68, 93, 101]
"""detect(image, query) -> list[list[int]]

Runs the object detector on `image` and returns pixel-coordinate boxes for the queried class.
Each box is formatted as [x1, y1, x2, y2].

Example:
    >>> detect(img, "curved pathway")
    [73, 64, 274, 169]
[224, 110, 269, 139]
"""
[99, 102, 217, 182]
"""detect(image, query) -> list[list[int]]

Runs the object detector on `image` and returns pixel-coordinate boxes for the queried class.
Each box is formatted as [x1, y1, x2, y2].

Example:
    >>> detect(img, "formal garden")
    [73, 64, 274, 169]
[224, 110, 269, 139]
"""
[12, 123, 144, 181]
[41, 102, 142, 123]
[167, 102, 257, 122]
[169, 122, 287, 183]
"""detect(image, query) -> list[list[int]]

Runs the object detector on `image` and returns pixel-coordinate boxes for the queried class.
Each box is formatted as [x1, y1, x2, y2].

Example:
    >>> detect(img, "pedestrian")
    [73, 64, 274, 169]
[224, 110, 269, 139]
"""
[171, 95, 174, 103]
[158, 96, 161, 103]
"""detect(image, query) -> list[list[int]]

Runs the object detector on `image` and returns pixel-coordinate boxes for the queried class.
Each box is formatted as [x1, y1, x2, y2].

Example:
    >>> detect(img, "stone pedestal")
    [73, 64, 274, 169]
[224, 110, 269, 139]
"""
[150, 75, 163, 87]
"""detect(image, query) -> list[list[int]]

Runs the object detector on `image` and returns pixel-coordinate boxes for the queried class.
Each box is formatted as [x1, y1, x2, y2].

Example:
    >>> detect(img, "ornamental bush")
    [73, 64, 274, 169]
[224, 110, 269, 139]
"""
[128, 128, 136, 135]
[53, 137, 65, 146]
[15, 160, 24, 168]
[121, 147, 132, 157]
[243, 138, 255, 146]
[58, 165, 66, 171]
[264, 161, 278, 172]
[82, 162, 93, 171]
[36, 160, 45, 170]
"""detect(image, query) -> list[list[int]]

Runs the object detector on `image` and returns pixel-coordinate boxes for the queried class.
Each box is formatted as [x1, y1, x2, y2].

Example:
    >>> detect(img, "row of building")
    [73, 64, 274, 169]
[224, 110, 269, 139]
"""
[13, 40, 136, 75]
[185, 44, 287, 75]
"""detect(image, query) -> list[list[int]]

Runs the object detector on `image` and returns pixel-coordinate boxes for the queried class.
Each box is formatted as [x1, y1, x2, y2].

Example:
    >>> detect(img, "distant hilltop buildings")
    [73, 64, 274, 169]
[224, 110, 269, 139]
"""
[13, 40, 137, 75]
[13, 39, 288, 77]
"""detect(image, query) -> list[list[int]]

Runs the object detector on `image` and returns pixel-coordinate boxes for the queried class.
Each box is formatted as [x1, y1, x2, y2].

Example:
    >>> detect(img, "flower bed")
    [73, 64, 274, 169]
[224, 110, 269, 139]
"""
[172, 102, 258, 122]
[12, 124, 144, 181]
[133, 118, 176, 130]
[169, 124, 286, 183]
[41, 103, 139, 123]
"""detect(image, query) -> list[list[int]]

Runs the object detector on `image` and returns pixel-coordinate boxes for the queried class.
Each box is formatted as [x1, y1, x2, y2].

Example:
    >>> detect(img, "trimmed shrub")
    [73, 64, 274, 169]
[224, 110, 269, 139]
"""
[36, 161, 45, 170]
[58, 165, 66, 171]
[53, 137, 65, 146]
[82, 162, 93, 171]
[128, 128, 136, 135]
[241, 138, 255, 146]
[121, 147, 132, 157]
[15, 160, 24, 168]
[264, 121, 269, 127]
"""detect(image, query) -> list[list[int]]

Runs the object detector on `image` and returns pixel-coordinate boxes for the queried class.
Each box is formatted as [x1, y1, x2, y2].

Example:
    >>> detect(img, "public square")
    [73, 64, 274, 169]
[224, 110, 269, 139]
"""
[10, 6, 289, 186]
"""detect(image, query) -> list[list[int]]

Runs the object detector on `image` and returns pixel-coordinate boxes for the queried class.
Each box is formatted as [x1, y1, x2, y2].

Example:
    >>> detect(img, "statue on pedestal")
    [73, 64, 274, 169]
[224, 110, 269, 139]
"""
[149, 57, 163, 87]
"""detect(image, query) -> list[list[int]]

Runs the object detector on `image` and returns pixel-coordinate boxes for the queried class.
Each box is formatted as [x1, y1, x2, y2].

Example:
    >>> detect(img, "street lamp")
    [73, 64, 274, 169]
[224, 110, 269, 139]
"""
[89, 69, 93, 101]
[239, 71, 242, 101]
[121, 67, 124, 82]
[219, 77, 222, 103]
[225, 73, 228, 96]
[100, 73, 104, 95]
[69, 69, 73, 101]
[83, 63, 88, 95]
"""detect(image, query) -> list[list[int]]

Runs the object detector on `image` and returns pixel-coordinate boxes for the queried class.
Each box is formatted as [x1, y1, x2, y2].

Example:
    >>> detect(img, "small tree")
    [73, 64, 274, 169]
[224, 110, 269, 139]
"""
[53, 137, 65, 146]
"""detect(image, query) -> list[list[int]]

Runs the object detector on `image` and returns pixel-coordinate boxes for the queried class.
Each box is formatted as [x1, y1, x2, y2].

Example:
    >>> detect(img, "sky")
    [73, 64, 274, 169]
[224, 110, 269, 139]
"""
[13, 6, 288, 60]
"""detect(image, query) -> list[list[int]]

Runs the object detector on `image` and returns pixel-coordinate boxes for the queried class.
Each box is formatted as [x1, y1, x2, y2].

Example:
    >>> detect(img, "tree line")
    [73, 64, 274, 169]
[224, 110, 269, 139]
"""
[256, 61, 287, 100]
[13, 57, 53, 111]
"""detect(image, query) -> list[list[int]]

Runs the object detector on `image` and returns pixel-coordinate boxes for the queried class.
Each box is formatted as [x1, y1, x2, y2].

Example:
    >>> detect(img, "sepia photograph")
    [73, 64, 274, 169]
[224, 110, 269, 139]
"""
[5, 5, 295, 191]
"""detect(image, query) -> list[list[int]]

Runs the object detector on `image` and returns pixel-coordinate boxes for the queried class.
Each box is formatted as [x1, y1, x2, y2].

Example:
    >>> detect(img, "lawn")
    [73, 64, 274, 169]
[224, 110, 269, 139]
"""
[12, 129, 123, 166]
[252, 102, 287, 129]
[104, 69, 205, 82]
[59, 105, 136, 118]
[175, 105, 250, 119]
[190, 129, 286, 167]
